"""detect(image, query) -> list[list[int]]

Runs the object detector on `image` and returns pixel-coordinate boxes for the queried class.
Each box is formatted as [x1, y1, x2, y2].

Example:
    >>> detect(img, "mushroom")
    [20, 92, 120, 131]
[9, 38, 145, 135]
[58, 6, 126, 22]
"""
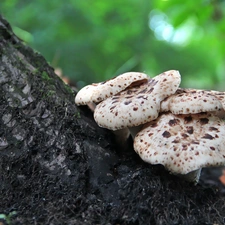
[75, 72, 149, 105]
[133, 112, 225, 183]
[75, 69, 225, 184]
[161, 88, 223, 114]
[75, 72, 149, 147]
[94, 70, 181, 137]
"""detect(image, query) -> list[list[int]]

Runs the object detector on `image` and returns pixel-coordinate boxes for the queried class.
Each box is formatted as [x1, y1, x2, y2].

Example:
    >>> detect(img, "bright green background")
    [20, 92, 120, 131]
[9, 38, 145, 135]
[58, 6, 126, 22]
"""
[1, 0, 225, 90]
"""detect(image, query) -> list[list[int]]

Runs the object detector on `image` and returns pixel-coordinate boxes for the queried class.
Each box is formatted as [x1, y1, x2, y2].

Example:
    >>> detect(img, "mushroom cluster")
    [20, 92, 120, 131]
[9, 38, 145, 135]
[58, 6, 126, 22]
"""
[75, 70, 225, 183]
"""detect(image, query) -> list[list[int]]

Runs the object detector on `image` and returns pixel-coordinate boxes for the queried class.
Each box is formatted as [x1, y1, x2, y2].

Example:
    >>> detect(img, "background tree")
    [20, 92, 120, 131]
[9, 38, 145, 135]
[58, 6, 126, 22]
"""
[0, 0, 224, 89]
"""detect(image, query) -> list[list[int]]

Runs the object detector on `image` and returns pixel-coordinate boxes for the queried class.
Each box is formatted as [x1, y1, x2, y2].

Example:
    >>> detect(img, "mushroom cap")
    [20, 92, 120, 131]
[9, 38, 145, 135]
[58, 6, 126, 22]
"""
[208, 90, 225, 110]
[207, 90, 225, 119]
[161, 88, 223, 114]
[75, 72, 149, 105]
[133, 112, 225, 175]
[94, 70, 181, 130]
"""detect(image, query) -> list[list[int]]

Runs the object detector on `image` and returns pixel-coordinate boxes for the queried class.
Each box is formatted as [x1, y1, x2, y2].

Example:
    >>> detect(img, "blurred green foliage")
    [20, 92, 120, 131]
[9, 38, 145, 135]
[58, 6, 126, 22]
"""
[0, 0, 225, 90]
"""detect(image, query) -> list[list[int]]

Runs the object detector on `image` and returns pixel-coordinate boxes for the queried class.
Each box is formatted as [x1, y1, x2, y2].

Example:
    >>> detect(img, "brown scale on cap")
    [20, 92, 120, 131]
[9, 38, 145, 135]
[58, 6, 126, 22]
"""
[133, 112, 225, 178]
[94, 70, 181, 130]
[75, 72, 149, 105]
[161, 88, 223, 114]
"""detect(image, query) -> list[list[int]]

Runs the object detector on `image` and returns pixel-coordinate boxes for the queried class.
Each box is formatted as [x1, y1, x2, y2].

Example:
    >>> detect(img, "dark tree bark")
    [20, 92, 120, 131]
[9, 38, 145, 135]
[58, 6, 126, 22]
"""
[0, 14, 225, 225]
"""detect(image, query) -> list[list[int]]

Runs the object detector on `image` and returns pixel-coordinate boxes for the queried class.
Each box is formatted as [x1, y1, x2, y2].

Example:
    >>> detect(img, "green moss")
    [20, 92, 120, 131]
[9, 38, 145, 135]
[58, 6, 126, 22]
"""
[74, 111, 81, 119]
[33, 68, 39, 74]
[0, 211, 17, 224]
[42, 71, 51, 81]
[64, 83, 73, 94]
[46, 90, 56, 97]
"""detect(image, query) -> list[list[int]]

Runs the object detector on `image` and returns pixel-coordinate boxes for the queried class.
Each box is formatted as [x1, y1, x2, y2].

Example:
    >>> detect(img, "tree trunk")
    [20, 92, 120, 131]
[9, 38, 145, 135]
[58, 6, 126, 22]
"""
[0, 14, 225, 225]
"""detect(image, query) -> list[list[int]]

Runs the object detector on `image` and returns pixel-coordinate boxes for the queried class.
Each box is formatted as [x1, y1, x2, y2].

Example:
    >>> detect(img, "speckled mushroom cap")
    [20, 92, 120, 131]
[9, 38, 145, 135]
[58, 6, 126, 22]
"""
[208, 90, 225, 110]
[161, 88, 223, 114]
[207, 90, 225, 119]
[94, 70, 181, 130]
[75, 72, 149, 105]
[133, 112, 225, 175]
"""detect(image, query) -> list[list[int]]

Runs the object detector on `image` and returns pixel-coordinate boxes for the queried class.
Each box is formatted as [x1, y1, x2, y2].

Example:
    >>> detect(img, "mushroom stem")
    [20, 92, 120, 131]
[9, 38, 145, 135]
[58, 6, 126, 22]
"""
[128, 125, 144, 139]
[178, 168, 202, 184]
[113, 128, 131, 148]
[87, 102, 96, 112]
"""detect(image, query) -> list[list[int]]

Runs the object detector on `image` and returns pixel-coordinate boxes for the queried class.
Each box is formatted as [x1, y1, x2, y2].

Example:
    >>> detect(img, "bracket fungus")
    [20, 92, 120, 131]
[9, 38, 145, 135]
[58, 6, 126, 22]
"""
[75, 72, 148, 105]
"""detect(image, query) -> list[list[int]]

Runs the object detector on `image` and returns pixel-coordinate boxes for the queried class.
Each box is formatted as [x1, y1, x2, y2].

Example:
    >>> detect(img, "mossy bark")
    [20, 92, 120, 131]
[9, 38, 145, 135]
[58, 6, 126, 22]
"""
[0, 14, 225, 225]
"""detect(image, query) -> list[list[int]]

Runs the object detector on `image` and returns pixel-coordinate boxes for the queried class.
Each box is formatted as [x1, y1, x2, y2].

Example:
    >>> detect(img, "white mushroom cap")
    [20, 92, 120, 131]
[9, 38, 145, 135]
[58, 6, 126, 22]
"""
[133, 112, 225, 175]
[206, 90, 225, 119]
[161, 88, 223, 114]
[94, 70, 181, 130]
[75, 72, 149, 105]
[208, 90, 225, 110]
